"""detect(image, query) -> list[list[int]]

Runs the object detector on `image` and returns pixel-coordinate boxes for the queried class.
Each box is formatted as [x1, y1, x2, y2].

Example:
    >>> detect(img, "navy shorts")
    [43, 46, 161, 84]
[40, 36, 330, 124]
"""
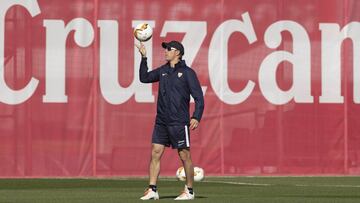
[152, 124, 190, 149]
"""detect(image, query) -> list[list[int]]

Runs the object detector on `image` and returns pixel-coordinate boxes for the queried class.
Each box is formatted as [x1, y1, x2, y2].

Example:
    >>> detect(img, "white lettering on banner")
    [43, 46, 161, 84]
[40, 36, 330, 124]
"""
[43, 18, 94, 103]
[0, 0, 40, 104]
[1, 2, 359, 105]
[259, 21, 314, 105]
[320, 23, 360, 104]
[160, 21, 207, 103]
[98, 20, 155, 105]
[209, 12, 257, 105]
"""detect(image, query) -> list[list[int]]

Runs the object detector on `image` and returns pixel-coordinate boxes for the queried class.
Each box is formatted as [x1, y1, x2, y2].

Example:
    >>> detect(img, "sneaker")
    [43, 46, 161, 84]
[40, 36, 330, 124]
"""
[140, 188, 159, 200]
[174, 185, 195, 200]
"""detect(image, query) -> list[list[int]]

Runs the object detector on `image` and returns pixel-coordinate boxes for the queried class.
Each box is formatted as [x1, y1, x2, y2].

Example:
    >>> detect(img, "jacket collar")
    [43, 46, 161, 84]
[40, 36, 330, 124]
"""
[167, 60, 186, 69]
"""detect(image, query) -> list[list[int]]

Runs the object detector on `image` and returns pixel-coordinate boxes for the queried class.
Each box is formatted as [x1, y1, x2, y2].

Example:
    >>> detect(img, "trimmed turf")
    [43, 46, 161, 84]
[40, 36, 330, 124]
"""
[0, 177, 359, 202]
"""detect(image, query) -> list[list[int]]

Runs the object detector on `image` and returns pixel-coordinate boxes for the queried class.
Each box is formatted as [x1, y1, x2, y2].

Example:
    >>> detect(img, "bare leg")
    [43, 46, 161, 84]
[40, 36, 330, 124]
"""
[149, 144, 165, 185]
[178, 148, 194, 188]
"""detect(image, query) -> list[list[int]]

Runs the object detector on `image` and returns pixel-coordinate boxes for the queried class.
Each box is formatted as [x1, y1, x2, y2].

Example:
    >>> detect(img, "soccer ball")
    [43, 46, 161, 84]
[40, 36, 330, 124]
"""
[176, 166, 205, 182]
[176, 167, 187, 181]
[133, 23, 153, 42]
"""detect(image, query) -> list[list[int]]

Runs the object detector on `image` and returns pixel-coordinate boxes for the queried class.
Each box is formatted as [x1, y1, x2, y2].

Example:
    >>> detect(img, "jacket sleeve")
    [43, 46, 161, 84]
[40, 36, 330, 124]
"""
[139, 57, 160, 83]
[187, 69, 205, 122]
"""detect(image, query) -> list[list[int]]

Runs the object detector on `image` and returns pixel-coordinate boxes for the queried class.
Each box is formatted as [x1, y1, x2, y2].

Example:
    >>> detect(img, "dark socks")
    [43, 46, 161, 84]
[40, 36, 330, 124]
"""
[187, 187, 193, 195]
[149, 184, 157, 192]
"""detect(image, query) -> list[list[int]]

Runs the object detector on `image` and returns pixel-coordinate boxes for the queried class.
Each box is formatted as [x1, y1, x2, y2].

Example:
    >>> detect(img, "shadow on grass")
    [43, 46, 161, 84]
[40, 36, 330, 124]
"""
[160, 195, 207, 199]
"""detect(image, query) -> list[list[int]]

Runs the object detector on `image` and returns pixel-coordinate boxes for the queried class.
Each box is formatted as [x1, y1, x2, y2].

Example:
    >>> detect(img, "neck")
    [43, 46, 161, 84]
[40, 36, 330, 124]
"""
[170, 58, 180, 68]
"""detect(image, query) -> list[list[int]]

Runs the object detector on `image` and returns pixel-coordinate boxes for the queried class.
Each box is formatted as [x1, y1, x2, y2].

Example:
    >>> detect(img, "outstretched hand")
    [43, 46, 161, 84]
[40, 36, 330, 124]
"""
[135, 41, 146, 57]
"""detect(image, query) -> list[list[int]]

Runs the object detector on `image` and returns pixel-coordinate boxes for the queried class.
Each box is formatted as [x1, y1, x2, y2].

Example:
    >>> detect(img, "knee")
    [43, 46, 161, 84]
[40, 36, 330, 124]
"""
[178, 150, 191, 162]
[151, 147, 163, 160]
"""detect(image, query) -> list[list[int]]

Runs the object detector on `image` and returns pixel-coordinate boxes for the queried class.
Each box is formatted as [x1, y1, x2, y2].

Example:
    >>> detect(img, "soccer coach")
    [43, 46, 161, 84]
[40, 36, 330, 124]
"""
[135, 41, 204, 200]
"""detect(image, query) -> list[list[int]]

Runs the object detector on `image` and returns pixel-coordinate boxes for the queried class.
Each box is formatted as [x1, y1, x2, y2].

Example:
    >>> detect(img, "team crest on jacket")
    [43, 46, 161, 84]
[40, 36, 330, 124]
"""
[178, 72, 183, 78]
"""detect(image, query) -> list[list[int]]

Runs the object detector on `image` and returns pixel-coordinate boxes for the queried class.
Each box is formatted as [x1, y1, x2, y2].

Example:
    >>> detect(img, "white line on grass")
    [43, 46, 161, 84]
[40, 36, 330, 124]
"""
[76, 177, 360, 188]
[202, 180, 360, 188]
[203, 180, 271, 186]
[294, 184, 360, 188]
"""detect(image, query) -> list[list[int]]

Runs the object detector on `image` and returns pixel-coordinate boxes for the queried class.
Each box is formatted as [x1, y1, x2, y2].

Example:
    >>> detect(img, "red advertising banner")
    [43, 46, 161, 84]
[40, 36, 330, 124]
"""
[1, 0, 360, 177]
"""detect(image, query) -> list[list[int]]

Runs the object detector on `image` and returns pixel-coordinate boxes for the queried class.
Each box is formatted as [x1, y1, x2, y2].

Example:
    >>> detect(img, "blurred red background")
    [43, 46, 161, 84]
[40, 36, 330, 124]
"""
[1, 0, 360, 177]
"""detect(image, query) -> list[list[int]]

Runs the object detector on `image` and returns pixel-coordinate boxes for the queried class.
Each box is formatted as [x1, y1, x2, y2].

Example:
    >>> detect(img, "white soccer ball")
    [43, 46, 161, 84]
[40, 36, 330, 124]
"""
[176, 167, 187, 181]
[194, 167, 205, 181]
[176, 166, 205, 182]
[133, 23, 153, 42]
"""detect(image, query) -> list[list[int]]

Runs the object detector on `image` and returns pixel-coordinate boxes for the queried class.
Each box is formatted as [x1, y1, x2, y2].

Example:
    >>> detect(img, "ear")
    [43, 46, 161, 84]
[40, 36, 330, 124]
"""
[175, 50, 181, 57]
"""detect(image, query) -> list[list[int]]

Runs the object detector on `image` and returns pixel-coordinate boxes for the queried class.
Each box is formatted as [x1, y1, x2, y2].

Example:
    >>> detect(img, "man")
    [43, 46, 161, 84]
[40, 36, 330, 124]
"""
[135, 40, 204, 200]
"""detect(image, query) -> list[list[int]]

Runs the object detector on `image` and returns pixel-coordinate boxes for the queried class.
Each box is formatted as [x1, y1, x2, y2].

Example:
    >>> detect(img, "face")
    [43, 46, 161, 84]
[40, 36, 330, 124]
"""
[165, 47, 180, 61]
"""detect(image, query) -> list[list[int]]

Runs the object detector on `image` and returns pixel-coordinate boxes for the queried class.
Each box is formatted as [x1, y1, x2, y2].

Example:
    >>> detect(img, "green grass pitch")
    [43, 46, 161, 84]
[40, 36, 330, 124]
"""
[0, 176, 359, 202]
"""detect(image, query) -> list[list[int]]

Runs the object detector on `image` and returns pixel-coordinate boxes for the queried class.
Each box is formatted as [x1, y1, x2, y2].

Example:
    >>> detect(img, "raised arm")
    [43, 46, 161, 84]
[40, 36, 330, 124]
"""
[139, 57, 160, 83]
[136, 42, 160, 83]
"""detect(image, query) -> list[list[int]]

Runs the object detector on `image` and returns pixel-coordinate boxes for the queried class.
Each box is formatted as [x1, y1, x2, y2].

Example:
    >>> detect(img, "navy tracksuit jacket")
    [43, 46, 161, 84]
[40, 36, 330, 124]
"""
[139, 57, 204, 126]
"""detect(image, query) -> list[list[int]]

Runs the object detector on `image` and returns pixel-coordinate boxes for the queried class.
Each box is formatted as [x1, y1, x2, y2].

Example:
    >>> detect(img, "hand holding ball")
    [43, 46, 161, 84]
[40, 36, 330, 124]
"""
[134, 23, 152, 57]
